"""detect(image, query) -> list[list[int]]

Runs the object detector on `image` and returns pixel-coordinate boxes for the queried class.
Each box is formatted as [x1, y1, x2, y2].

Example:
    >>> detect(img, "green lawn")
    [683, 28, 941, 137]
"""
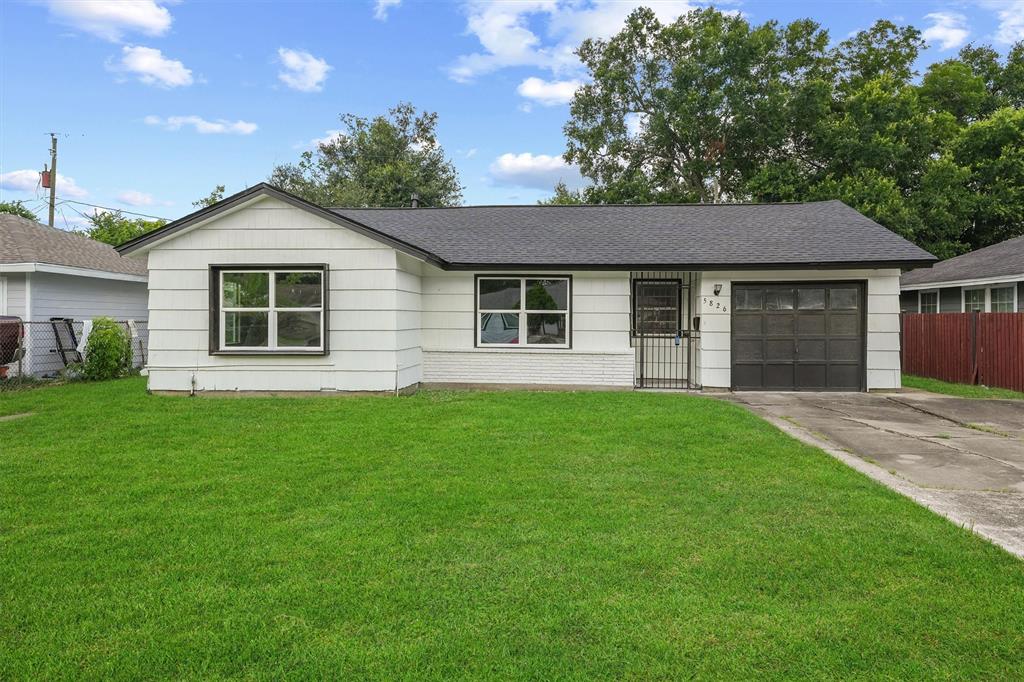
[2, 379, 1023, 679]
[903, 373, 1024, 400]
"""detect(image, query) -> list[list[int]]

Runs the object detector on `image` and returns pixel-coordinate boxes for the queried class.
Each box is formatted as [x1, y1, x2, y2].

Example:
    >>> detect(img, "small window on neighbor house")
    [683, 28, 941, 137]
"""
[964, 288, 986, 313]
[919, 291, 938, 314]
[991, 287, 1015, 312]
[215, 267, 326, 353]
[477, 277, 570, 347]
[633, 280, 682, 335]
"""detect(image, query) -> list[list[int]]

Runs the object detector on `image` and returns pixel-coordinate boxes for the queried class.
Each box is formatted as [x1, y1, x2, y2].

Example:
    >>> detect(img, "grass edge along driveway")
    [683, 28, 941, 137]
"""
[903, 373, 1024, 400]
[2, 378, 1023, 679]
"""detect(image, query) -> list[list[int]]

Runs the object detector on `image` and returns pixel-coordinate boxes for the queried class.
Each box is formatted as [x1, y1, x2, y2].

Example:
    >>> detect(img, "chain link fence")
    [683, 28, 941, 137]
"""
[0, 319, 148, 391]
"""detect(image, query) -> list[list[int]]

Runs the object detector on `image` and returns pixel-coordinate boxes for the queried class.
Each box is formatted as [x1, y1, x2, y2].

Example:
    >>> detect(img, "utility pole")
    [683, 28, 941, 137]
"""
[47, 133, 58, 227]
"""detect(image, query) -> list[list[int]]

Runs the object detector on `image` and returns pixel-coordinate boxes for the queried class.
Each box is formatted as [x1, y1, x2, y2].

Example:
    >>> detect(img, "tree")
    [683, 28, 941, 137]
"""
[0, 200, 38, 220]
[80, 211, 165, 246]
[565, 8, 833, 204]
[538, 181, 585, 205]
[833, 20, 924, 91]
[193, 184, 225, 209]
[269, 103, 463, 207]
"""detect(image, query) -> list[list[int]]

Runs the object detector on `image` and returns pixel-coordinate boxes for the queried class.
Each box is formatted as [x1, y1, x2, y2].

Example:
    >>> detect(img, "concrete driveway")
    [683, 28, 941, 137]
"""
[722, 390, 1024, 558]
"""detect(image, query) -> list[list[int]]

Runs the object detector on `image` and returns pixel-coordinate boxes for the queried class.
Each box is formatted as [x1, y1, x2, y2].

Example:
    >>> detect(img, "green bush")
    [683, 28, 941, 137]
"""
[81, 317, 132, 381]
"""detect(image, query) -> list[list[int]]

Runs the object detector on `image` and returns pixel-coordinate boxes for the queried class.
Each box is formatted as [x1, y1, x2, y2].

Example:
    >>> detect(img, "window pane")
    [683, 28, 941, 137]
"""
[734, 289, 762, 311]
[635, 281, 680, 334]
[275, 272, 322, 308]
[991, 287, 1014, 312]
[223, 272, 269, 308]
[920, 292, 938, 313]
[277, 311, 321, 347]
[480, 312, 519, 344]
[525, 279, 568, 310]
[765, 289, 794, 310]
[797, 288, 825, 310]
[527, 313, 567, 345]
[830, 288, 859, 310]
[965, 289, 985, 312]
[224, 311, 268, 347]
[479, 279, 521, 310]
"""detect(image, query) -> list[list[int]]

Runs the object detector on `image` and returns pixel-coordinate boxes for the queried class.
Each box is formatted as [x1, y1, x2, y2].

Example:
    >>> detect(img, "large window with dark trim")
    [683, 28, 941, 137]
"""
[477, 276, 570, 347]
[633, 279, 682, 335]
[212, 266, 327, 353]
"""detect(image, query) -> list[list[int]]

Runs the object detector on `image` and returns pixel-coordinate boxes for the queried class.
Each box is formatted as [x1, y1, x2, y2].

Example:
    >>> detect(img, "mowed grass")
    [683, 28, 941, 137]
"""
[903, 373, 1024, 400]
[2, 379, 1023, 679]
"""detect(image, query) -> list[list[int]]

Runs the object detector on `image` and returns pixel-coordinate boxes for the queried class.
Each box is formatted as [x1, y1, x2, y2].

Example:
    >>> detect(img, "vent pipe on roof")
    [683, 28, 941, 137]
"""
[410, 193, 419, 209]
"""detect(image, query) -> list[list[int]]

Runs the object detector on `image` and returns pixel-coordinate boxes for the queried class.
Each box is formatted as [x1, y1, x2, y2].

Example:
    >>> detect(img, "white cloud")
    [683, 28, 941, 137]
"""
[981, 1, 1024, 44]
[448, 1, 696, 82]
[517, 76, 582, 105]
[42, 0, 172, 42]
[108, 45, 193, 87]
[921, 12, 970, 50]
[374, 0, 401, 20]
[489, 152, 584, 190]
[116, 190, 170, 206]
[277, 48, 332, 92]
[0, 169, 88, 198]
[144, 115, 258, 135]
[465, 148, 478, 158]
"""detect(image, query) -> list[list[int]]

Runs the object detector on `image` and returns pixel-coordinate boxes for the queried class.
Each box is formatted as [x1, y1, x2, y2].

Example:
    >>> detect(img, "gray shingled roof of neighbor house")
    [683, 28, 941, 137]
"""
[901, 235, 1024, 286]
[0, 213, 147, 276]
[334, 199, 935, 268]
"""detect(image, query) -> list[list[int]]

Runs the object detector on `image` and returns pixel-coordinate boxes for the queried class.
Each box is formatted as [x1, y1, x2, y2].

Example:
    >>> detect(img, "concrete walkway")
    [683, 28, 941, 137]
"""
[720, 390, 1024, 558]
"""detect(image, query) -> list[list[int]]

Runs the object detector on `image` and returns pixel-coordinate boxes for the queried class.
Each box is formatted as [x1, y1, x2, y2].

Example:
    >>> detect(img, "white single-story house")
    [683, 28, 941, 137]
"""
[116, 184, 934, 394]
[1, 213, 149, 375]
[901, 235, 1024, 314]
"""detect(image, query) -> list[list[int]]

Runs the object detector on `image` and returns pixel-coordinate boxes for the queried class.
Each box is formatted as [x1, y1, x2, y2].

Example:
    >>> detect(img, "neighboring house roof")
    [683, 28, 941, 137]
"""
[0, 213, 147, 277]
[117, 183, 936, 270]
[901, 236, 1024, 288]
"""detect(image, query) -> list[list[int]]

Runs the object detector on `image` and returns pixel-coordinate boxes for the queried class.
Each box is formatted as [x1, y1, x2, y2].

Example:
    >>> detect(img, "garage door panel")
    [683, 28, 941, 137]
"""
[766, 315, 794, 335]
[795, 364, 828, 388]
[733, 315, 763, 336]
[764, 364, 795, 389]
[797, 315, 826, 335]
[829, 314, 859, 336]
[732, 282, 864, 391]
[765, 339, 795, 360]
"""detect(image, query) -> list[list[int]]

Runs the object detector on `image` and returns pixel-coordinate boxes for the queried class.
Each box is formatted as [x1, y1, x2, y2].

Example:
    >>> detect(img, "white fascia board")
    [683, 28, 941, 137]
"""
[0, 262, 147, 283]
[901, 274, 1024, 291]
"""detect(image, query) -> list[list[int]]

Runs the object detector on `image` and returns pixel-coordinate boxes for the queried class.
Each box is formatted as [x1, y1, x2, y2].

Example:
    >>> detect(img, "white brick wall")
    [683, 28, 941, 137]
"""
[423, 349, 633, 387]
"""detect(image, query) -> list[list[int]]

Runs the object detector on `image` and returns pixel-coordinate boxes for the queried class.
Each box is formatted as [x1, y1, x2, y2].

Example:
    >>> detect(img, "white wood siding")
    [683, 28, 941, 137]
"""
[2, 273, 26, 317]
[144, 196, 418, 393]
[28, 271, 148, 321]
[696, 269, 903, 390]
[421, 269, 634, 387]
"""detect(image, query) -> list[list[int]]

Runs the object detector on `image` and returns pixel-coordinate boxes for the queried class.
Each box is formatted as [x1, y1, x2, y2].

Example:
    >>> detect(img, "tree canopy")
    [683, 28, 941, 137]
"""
[0, 201, 39, 221]
[80, 211, 165, 247]
[270, 103, 463, 207]
[561, 8, 1024, 258]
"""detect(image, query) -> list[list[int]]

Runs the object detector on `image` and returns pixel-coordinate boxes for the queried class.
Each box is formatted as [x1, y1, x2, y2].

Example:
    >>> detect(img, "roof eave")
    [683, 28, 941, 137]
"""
[443, 258, 937, 272]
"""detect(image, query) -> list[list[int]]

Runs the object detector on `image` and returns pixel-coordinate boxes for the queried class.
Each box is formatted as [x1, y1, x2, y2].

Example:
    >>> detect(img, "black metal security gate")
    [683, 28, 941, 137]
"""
[632, 272, 699, 389]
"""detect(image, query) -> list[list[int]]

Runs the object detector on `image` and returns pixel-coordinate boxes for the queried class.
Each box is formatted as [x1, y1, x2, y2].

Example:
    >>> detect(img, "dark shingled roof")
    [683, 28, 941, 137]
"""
[902, 236, 1024, 287]
[0, 213, 147, 276]
[332, 199, 934, 268]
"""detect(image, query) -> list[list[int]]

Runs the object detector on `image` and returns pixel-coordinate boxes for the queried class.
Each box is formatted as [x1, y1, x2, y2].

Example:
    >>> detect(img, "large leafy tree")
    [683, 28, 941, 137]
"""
[565, 8, 832, 203]
[80, 211, 165, 246]
[561, 8, 1024, 256]
[270, 103, 463, 207]
[0, 201, 38, 220]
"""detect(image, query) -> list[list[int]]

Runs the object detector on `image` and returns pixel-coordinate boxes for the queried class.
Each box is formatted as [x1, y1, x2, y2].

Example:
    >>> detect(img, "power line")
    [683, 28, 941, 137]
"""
[55, 198, 171, 221]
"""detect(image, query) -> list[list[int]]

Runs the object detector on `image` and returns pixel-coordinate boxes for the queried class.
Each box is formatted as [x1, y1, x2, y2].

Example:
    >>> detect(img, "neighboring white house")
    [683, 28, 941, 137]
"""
[117, 184, 935, 394]
[901, 235, 1024, 314]
[0, 214, 149, 375]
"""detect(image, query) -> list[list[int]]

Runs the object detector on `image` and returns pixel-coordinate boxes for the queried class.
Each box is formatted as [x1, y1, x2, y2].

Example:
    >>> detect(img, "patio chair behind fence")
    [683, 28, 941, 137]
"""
[0, 319, 148, 389]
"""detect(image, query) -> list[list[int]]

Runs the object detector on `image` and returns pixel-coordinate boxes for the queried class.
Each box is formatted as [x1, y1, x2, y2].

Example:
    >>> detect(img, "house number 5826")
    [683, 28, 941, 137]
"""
[703, 297, 727, 313]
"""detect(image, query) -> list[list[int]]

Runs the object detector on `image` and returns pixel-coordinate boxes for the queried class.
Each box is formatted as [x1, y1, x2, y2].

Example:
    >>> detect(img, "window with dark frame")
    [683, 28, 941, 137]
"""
[477, 276, 570, 347]
[633, 280, 682, 336]
[919, 291, 938, 314]
[211, 266, 327, 354]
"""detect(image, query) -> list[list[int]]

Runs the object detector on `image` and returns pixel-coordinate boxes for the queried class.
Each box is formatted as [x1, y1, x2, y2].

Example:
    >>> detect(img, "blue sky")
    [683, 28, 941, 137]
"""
[1, 1, 1021, 228]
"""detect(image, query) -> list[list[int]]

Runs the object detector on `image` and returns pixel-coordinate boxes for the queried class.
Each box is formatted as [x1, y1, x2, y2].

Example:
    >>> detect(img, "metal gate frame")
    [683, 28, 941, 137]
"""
[631, 271, 700, 389]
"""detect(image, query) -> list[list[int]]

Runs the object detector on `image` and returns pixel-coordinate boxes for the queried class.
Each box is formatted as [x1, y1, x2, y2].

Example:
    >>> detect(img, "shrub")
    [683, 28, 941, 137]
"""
[81, 317, 132, 381]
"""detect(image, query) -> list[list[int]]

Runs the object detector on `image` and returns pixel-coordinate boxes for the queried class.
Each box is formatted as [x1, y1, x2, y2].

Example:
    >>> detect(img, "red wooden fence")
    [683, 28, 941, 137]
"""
[901, 313, 1024, 392]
